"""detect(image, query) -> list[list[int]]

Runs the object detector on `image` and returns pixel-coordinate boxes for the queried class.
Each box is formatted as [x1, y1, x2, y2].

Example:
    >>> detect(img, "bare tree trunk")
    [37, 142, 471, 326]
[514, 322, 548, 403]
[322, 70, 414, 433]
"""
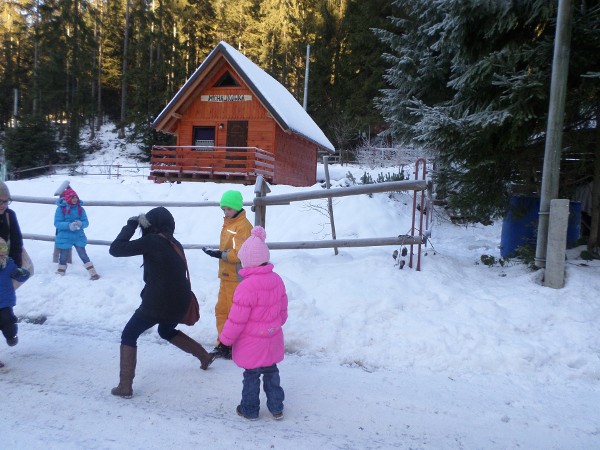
[588, 112, 600, 253]
[90, 0, 99, 140]
[119, 0, 130, 139]
[32, 0, 40, 115]
[69, 0, 81, 147]
[149, 0, 155, 70]
[96, 0, 105, 131]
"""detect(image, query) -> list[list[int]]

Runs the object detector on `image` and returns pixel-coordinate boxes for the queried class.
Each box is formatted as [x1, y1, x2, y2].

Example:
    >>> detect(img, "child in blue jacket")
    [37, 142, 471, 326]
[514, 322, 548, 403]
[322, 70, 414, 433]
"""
[54, 186, 100, 280]
[0, 237, 30, 368]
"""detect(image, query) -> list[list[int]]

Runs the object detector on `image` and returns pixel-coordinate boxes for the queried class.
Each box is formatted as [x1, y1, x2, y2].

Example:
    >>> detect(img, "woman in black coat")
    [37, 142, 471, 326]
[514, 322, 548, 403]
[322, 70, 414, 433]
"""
[0, 182, 25, 368]
[109, 206, 216, 398]
[0, 182, 23, 268]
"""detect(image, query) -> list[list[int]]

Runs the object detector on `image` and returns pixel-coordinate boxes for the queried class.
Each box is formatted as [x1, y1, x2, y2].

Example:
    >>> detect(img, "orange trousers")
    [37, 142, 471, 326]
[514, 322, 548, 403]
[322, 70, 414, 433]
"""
[215, 280, 239, 345]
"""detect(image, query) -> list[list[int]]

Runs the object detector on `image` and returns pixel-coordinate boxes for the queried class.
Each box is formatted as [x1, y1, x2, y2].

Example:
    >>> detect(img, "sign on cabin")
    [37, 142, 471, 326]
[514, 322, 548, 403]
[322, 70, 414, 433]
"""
[201, 95, 252, 102]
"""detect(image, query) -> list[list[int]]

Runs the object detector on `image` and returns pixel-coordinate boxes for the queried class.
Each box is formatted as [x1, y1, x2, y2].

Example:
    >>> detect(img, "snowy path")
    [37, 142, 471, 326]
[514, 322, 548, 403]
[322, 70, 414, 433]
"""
[1, 322, 597, 449]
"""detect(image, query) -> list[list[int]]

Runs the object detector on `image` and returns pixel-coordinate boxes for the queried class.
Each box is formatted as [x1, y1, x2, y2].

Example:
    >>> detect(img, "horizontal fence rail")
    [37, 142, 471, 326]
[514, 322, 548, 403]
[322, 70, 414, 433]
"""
[253, 179, 427, 206]
[11, 196, 248, 208]
[14, 178, 427, 253]
[265, 236, 422, 249]
[12, 163, 150, 180]
[21, 233, 422, 249]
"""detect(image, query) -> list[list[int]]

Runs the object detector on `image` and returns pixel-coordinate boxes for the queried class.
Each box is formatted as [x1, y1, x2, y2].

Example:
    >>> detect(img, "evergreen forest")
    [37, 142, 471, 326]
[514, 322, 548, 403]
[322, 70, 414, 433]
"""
[1, 0, 600, 246]
[0, 0, 393, 167]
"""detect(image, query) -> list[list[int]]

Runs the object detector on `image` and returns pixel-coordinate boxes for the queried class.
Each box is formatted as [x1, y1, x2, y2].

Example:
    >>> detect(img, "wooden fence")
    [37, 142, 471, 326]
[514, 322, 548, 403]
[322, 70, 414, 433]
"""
[12, 163, 150, 180]
[13, 164, 432, 269]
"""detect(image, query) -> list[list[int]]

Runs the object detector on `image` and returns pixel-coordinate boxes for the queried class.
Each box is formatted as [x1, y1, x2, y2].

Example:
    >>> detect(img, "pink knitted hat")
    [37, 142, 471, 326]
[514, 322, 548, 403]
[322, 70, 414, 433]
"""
[238, 226, 270, 268]
[62, 187, 79, 203]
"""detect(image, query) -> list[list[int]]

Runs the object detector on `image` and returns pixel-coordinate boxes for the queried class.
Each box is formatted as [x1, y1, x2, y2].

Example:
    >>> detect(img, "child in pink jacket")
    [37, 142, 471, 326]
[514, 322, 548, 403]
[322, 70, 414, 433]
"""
[219, 226, 288, 421]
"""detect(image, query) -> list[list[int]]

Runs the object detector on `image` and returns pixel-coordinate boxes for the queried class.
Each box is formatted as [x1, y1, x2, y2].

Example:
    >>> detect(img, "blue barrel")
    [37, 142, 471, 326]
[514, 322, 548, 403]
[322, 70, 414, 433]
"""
[500, 196, 540, 258]
[567, 201, 581, 248]
[500, 196, 582, 258]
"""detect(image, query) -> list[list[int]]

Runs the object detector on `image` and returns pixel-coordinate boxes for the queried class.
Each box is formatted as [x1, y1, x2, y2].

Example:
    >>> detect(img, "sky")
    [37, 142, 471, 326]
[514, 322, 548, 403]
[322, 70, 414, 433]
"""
[1, 125, 599, 449]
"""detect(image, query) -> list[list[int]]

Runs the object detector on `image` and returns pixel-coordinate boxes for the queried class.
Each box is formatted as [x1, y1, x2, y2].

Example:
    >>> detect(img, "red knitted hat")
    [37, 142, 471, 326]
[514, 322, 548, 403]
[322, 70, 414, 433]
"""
[62, 187, 79, 203]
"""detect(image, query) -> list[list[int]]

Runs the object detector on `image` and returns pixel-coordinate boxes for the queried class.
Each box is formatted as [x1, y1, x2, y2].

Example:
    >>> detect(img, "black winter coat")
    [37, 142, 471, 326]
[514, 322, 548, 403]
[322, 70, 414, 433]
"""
[0, 209, 23, 267]
[109, 211, 191, 323]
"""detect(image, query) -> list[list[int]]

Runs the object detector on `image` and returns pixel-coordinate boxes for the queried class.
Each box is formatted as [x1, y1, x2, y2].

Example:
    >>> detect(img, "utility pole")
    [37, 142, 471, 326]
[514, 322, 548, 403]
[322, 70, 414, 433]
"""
[534, 0, 573, 269]
[3, 89, 19, 181]
[303, 44, 310, 111]
[13, 88, 18, 128]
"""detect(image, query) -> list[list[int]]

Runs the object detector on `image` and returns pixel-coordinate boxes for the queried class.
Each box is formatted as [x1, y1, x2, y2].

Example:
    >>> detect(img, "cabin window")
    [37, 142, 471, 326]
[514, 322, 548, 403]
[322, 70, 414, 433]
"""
[193, 126, 215, 150]
[214, 71, 240, 87]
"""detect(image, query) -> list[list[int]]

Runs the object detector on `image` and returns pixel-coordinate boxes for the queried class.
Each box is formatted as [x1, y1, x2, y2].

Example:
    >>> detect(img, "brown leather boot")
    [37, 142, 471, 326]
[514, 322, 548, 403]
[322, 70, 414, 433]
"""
[111, 345, 137, 398]
[169, 331, 217, 370]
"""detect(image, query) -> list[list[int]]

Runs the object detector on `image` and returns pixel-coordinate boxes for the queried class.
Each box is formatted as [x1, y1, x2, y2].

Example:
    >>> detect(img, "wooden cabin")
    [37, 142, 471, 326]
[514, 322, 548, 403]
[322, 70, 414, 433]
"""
[151, 41, 335, 187]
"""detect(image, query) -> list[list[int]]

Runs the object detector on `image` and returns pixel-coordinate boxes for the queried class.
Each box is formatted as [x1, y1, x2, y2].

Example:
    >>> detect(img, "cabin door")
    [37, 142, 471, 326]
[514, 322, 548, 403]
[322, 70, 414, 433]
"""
[225, 120, 248, 167]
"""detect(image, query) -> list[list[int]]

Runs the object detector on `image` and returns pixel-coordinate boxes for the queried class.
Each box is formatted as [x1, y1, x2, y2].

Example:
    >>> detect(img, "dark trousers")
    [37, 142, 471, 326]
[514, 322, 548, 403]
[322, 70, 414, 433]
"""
[239, 364, 285, 418]
[0, 307, 18, 342]
[581, 212, 592, 238]
[121, 309, 178, 347]
[59, 246, 90, 265]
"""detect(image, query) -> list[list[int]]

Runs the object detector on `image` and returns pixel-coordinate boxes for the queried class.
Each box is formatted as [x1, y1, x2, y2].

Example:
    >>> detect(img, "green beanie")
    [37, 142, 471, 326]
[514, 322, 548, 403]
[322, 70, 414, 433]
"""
[220, 190, 244, 211]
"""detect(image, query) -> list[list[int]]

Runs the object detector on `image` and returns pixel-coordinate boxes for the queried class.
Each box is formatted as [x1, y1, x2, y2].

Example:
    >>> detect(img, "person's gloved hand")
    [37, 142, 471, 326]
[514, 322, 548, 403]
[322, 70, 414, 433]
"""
[202, 248, 223, 259]
[11, 268, 30, 279]
[127, 216, 139, 228]
[69, 221, 81, 231]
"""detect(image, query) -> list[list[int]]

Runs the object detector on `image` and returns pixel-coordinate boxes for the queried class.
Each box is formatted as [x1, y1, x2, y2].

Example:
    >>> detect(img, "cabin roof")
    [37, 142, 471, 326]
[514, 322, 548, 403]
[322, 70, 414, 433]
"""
[153, 41, 335, 153]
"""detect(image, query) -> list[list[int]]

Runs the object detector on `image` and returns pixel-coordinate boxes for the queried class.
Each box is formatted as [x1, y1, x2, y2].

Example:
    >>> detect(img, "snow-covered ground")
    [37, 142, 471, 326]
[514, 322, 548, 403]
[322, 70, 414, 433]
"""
[1, 125, 599, 449]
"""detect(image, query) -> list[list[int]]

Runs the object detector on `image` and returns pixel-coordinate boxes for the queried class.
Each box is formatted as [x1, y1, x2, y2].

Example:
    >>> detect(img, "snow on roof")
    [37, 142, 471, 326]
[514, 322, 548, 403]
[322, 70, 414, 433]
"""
[153, 41, 335, 153]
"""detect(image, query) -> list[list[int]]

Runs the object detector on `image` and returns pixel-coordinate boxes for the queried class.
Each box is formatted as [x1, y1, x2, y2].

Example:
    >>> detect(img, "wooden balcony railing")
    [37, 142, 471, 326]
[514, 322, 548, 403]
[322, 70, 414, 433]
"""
[149, 146, 275, 184]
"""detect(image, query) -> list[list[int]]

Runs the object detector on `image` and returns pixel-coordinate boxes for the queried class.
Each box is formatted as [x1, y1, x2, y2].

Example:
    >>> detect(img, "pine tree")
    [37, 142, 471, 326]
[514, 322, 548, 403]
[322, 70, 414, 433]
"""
[0, 0, 35, 128]
[5, 115, 59, 169]
[375, 0, 600, 222]
[309, 0, 394, 161]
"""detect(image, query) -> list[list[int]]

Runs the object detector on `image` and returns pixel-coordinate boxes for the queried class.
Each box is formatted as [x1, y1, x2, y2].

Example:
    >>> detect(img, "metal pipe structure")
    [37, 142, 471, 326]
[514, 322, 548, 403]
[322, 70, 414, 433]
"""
[409, 158, 428, 271]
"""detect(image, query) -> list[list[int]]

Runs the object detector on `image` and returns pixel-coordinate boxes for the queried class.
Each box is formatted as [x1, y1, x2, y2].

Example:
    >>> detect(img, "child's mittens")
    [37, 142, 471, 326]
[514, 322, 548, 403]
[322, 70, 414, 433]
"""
[69, 220, 82, 231]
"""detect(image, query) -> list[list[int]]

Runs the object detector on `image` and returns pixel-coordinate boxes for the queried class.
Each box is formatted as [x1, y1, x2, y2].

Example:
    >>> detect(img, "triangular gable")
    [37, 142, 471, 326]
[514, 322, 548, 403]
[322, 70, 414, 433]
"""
[214, 71, 240, 87]
[152, 41, 335, 153]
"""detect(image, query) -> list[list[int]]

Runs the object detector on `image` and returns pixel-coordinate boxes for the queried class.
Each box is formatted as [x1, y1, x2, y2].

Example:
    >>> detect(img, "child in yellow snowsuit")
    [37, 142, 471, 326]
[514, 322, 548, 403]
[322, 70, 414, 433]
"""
[202, 190, 252, 359]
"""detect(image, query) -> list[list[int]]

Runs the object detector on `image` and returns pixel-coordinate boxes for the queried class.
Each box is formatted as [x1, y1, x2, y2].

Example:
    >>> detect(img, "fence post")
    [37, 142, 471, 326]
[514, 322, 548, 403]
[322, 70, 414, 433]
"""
[544, 199, 569, 289]
[323, 156, 338, 255]
[253, 175, 271, 228]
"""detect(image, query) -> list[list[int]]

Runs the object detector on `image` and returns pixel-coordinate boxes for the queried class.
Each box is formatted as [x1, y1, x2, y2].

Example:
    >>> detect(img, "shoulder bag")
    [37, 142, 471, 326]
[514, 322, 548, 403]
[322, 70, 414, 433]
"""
[7, 212, 34, 289]
[159, 234, 200, 326]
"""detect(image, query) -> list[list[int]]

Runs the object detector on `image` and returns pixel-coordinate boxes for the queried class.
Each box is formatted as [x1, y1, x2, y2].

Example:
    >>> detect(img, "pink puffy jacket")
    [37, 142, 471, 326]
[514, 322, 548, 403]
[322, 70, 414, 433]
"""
[219, 264, 288, 369]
